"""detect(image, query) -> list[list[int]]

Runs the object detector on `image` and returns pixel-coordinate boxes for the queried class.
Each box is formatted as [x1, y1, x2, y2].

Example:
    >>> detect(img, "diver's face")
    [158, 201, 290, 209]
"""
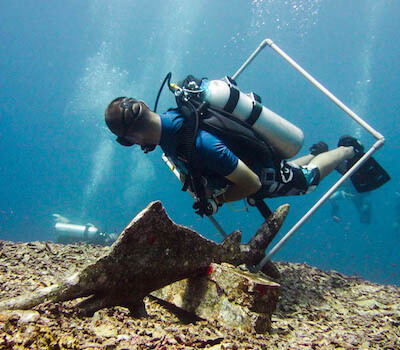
[115, 99, 148, 146]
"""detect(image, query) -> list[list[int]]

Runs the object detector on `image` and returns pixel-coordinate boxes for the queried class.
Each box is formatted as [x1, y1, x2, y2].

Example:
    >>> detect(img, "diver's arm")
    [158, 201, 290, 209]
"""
[216, 159, 261, 203]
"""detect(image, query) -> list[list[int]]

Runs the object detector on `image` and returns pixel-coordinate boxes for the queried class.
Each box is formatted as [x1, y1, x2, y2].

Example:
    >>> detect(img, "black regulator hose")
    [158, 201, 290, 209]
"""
[154, 72, 172, 113]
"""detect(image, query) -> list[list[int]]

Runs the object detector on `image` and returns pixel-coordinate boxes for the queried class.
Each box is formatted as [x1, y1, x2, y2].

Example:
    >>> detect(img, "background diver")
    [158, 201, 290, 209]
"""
[104, 75, 389, 217]
[328, 181, 372, 224]
[394, 189, 400, 233]
[52, 214, 118, 245]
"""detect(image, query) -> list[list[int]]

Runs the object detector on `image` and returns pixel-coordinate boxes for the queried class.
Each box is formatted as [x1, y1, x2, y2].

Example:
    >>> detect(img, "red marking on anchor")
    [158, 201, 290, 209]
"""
[256, 285, 268, 296]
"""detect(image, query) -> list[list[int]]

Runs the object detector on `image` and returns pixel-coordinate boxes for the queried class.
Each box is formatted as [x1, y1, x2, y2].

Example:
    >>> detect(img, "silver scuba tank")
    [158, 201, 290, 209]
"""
[54, 223, 99, 240]
[201, 77, 304, 158]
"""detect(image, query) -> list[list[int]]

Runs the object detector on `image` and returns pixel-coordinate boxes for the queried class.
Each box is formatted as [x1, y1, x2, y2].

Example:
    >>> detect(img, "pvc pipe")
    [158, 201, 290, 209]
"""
[265, 39, 383, 141]
[231, 38, 387, 271]
[232, 39, 270, 81]
[208, 216, 228, 239]
[233, 38, 383, 140]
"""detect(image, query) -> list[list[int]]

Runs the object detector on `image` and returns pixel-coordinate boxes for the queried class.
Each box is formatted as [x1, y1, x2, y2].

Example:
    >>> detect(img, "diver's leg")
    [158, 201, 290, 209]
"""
[292, 141, 328, 166]
[291, 154, 315, 166]
[352, 194, 372, 224]
[310, 146, 354, 180]
[330, 199, 342, 223]
[330, 190, 345, 223]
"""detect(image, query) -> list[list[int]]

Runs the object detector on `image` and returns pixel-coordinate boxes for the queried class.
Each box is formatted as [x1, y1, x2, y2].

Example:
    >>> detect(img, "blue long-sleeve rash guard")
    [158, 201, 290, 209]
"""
[159, 109, 238, 190]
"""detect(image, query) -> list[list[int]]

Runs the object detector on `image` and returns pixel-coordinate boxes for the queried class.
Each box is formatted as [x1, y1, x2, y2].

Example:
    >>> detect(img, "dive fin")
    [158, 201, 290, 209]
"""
[338, 135, 390, 193]
[347, 156, 390, 193]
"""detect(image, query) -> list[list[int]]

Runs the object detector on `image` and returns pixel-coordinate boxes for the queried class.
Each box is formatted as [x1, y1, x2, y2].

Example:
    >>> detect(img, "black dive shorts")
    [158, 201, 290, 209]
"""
[253, 160, 321, 199]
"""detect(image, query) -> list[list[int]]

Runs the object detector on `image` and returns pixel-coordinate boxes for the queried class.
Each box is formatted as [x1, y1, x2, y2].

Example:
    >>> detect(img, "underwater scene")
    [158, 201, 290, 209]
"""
[1, 0, 399, 291]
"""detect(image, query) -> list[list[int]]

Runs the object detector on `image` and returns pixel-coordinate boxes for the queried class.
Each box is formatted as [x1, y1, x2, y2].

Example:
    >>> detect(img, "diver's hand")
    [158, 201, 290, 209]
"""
[192, 199, 218, 217]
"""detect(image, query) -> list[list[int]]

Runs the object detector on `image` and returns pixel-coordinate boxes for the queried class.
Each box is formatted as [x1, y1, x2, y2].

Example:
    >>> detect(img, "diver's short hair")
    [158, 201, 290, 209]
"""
[105, 97, 152, 138]
[105, 97, 127, 137]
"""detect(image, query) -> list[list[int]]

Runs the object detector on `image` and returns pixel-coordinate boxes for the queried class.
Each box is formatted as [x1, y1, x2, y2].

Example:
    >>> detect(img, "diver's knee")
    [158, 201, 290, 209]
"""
[338, 146, 355, 160]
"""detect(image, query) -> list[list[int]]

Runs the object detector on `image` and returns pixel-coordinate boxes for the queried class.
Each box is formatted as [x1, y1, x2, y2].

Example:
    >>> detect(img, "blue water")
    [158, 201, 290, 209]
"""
[0, 0, 399, 286]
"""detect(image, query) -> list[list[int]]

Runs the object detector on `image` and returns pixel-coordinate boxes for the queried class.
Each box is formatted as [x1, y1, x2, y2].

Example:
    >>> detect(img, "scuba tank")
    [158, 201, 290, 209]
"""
[200, 77, 304, 158]
[54, 223, 99, 240]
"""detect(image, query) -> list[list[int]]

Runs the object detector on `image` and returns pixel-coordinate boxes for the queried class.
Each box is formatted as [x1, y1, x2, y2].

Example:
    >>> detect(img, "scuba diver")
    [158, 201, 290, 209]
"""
[394, 190, 400, 233]
[104, 75, 389, 217]
[329, 181, 372, 224]
[52, 214, 118, 245]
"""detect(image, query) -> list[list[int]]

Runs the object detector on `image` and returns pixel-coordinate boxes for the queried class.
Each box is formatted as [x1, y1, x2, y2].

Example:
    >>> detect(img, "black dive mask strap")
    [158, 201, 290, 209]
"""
[120, 98, 141, 128]
[115, 98, 142, 146]
[113, 98, 157, 153]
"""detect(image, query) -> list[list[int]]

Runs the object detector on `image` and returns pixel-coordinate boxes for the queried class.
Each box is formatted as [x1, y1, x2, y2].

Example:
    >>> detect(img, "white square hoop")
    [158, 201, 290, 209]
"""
[232, 39, 386, 271]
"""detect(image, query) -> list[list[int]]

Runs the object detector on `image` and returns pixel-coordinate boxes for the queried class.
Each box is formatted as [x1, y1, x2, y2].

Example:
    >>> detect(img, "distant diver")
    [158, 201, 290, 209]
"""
[52, 213, 70, 224]
[104, 75, 390, 217]
[53, 215, 117, 246]
[394, 190, 400, 232]
[329, 181, 372, 224]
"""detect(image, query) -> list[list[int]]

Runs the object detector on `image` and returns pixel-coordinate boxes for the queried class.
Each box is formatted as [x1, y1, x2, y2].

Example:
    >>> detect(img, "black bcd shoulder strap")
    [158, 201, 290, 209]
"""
[176, 76, 277, 218]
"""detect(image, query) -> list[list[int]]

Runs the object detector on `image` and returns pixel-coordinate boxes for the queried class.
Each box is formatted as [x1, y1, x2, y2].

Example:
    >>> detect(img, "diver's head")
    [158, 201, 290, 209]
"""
[105, 97, 157, 149]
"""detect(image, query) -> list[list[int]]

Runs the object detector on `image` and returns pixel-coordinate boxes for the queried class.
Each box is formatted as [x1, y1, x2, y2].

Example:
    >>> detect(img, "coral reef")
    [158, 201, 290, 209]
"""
[0, 240, 399, 348]
[0, 201, 399, 348]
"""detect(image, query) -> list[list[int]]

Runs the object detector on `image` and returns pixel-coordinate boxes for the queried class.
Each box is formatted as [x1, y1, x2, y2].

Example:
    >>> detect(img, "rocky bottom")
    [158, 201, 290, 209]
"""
[0, 241, 399, 349]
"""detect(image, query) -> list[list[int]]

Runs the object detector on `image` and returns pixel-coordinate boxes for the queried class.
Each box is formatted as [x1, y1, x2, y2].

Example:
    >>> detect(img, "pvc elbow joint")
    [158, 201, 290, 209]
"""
[260, 38, 274, 48]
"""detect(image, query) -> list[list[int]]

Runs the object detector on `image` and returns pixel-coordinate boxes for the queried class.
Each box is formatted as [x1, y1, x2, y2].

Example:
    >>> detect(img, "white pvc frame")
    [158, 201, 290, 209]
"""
[231, 39, 385, 271]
